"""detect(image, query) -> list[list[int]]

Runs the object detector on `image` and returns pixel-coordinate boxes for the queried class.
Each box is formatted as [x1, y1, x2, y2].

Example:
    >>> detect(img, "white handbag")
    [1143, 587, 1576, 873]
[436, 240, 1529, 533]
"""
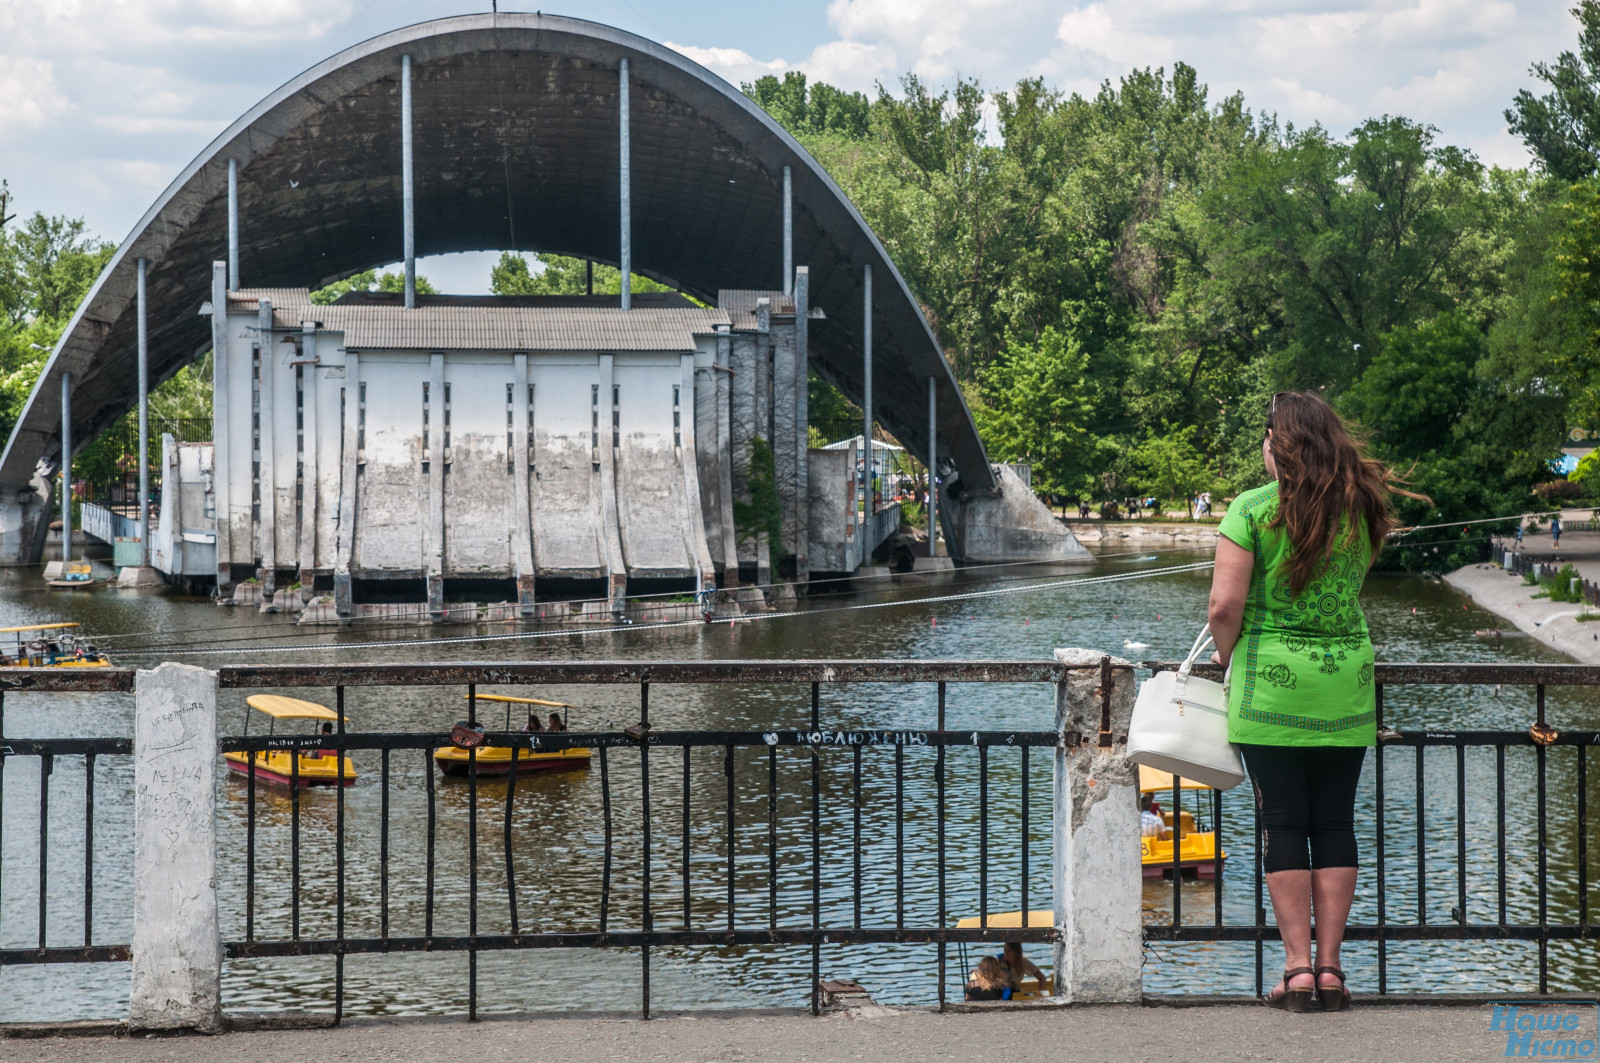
[1126, 625, 1246, 790]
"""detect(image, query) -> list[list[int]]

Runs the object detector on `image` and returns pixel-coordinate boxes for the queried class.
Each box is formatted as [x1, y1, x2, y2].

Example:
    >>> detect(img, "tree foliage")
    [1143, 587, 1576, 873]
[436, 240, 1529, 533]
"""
[310, 268, 436, 304]
[489, 252, 673, 297]
[1507, 1, 1600, 181]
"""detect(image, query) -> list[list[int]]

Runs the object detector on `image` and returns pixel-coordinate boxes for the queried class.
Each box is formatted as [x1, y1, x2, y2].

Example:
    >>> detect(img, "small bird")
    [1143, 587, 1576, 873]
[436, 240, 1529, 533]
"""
[1123, 638, 1152, 652]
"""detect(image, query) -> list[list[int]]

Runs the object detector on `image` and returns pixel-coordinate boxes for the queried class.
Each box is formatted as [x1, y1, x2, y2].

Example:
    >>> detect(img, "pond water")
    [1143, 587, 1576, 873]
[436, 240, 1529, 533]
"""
[2, 550, 1596, 1020]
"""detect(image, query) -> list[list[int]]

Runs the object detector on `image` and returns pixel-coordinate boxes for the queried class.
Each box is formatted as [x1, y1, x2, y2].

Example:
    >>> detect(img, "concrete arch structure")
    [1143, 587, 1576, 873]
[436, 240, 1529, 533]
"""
[0, 14, 998, 525]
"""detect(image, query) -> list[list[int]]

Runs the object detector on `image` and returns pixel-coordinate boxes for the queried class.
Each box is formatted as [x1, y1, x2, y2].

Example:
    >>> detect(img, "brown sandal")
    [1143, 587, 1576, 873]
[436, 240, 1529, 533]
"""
[1315, 966, 1350, 1012]
[1264, 966, 1315, 1012]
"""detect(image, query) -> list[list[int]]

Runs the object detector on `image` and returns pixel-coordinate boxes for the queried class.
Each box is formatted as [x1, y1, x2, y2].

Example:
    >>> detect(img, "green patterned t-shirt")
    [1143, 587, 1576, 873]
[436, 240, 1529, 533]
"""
[1217, 482, 1377, 747]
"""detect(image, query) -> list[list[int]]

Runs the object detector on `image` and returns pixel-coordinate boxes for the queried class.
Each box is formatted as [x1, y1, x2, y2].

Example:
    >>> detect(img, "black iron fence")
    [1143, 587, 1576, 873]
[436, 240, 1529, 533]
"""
[1494, 539, 1600, 609]
[6, 659, 1600, 1019]
[0, 671, 135, 967]
[73, 416, 210, 511]
[213, 661, 1057, 1020]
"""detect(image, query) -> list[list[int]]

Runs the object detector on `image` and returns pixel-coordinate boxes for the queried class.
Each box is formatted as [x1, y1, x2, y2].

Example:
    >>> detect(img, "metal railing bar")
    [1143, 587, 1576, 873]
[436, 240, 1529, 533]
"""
[504, 729, 520, 936]
[978, 745, 987, 929]
[724, 744, 735, 933]
[599, 746, 612, 937]
[640, 680, 652, 1021]
[215, 661, 1074, 688]
[381, 748, 390, 939]
[937, 681, 947, 1013]
[425, 745, 437, 937]
[812, 681, 823, 1017]
[290, 743, 301, 941]
[83, 752, 94, 947]
[335, 685, 346, 1025]
[38, 754, 50, 949]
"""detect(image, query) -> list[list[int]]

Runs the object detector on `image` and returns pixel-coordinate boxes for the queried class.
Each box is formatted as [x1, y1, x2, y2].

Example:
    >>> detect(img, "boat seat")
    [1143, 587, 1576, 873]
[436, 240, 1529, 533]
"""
[1161, 810, 1197, 839]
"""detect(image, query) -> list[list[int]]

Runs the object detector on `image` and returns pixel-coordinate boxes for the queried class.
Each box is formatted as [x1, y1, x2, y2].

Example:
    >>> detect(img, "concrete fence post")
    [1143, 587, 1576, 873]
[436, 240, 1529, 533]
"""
[1051, 650, 1142, 1002]
[130, 663, 223, 1032]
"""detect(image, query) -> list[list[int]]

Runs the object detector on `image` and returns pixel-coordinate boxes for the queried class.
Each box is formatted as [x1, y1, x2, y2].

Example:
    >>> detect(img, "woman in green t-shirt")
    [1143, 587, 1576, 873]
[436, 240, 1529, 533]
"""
[1208, 392, 1418, 1013]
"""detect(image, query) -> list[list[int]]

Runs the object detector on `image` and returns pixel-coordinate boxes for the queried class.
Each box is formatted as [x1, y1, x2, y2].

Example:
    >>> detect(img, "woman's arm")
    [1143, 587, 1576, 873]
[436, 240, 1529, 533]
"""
[1208, 537, 1254, 667]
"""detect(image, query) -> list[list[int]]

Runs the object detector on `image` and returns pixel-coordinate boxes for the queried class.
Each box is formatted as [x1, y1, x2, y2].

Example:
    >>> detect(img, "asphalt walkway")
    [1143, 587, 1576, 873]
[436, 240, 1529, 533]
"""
[0, 1004, 1573, 1063]
[1444, 515, 1600, 664]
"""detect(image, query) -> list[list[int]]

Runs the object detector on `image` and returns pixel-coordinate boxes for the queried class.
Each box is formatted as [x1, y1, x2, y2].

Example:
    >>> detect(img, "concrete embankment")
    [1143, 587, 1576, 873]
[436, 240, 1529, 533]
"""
[1066, 520, 1219, 548]
[0, 1004, 1529, 1063]
[1444, 529, 1600, 664]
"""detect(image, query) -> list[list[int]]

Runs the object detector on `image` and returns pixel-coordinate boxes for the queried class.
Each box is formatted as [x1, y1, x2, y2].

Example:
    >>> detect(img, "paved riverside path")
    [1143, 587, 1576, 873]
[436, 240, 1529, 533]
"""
[1444, 517, 1600, 664]
[0, 1005, 1541, 1062]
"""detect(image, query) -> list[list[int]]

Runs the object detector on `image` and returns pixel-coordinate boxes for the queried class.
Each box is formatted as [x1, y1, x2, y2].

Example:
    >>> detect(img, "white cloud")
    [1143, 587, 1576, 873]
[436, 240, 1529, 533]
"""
[0, 57, 70, 135]
[666, 42, 788, 86]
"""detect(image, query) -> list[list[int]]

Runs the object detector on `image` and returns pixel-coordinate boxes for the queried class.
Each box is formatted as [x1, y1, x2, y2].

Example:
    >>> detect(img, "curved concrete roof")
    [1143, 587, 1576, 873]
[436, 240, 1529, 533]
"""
[0, 13, 995, 494]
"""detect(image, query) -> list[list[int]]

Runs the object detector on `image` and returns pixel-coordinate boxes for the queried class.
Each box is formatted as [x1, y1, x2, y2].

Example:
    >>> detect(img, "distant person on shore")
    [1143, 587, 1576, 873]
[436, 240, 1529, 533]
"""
[1552, 515, 1563, 548]
[1208, 391, 1425, 1012]
[1515, 523, 1524, 550]
[1200, 491, 1213, 517]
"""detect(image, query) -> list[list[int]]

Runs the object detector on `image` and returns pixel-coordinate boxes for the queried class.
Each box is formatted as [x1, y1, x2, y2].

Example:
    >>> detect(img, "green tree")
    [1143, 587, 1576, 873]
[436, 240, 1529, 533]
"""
[971, 328, 1101, 496]
[743, 72, 871, 140]
[489, 252, 673, 296]
[1508, 1, 1600, 181]
[310, 268, 436, 305]
[1131, 425, 1213, 517]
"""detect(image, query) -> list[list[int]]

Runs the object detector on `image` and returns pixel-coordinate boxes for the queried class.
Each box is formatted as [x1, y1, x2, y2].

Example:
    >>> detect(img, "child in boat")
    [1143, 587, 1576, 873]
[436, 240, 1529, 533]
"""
[522, 713, 544, 733]
[548, 712, 565, 732]
[309, 721, 336, 759]
[965, 956, 1008, 1001]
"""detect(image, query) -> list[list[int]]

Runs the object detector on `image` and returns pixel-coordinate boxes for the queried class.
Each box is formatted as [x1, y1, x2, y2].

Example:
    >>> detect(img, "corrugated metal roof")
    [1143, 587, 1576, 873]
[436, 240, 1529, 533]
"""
[229, 289, 729, 351]
[720, 289, 792, 332]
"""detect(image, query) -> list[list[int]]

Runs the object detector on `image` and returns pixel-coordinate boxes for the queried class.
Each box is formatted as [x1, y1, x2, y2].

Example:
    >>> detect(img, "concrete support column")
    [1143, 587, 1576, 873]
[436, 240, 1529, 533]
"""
[714, 325, 738, 585]
[256, 299, 276, 598]
[754, 299, 771, 587]
[1051, 652, 1141, 1003]
[793, 265, 809, 581]
[210, 262, 232, 593]
[298, 322, 318, 596]
[861, 264, 872, 569]
[136, 257, 150, 566]
[0, 487, 48, 567]
[334, 352, 360, 617]
[401, 54, 416, 310]
[782, 166, 793, 296]
[679, 352, 716, 594]
[60, 371, 72, 565]
[619, 58, 631, 312]
[426, 352, 445, 617]
[596, 353, 628, 613]
[227, 160, 239, 292]
[512, 352, 536, 615]
[130, 663, 222, 1032]
[928, 376, 938, 552]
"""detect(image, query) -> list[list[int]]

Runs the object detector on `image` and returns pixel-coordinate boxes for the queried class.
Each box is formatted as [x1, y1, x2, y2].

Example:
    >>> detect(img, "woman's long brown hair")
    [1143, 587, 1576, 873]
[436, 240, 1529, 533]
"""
[1265, 391, 1423, 596]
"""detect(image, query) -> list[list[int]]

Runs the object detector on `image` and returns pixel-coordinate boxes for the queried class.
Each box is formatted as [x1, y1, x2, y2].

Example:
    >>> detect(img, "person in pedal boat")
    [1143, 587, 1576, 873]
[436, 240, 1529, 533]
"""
[1207, 391, 1423, 1013]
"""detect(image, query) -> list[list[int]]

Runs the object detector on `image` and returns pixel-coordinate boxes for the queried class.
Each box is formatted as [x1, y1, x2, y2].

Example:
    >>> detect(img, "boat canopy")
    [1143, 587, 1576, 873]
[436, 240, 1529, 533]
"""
[1139, 765, 1215, 794]
[467, 694, 575, 708]
[0, 622, 81, 633]
[954, 909, 1053, 929]
[246, 694, 346, 721]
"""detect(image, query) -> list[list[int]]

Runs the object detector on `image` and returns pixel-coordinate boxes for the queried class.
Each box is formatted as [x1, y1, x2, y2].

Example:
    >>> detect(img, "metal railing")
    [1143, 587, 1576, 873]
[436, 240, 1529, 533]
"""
[6, 658, 1600, 1017]
[0, 671, 135, 967]
[212, 660, 1057, 1020]
[1142, 660, 1600, 998]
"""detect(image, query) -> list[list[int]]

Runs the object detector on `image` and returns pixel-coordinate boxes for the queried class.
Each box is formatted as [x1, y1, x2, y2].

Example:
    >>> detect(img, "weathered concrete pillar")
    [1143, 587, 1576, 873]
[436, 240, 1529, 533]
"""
[426, 352, 445, 617]
[512, 352, 536, 615]
[297, 321, 318, 597]
[256, 298, 276, 598]
[861, 265, 872, 569]
[597, 353, 628, 613]
[714, 325, 738, 585]
[334, 352, 360, 616]
[793, 266, 809, 582]
[679, 352, 716, 593]
[753, 299, 771, 587]
[771, 298, 799, 569]
[209, 262, 232, 594]
[1051, 651, 1142, 1002]
[0, 485, 48, 567]
[130, 663, 222, 1032]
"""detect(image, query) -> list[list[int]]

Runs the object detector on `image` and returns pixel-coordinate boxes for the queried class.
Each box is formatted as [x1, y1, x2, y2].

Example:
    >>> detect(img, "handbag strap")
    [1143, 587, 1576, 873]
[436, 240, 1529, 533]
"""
[1177, 624, 1213, 678]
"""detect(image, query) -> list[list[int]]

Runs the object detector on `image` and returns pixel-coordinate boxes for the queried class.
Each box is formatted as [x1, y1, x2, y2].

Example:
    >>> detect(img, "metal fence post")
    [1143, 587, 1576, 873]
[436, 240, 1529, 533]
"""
[130, 663, 223, 1032]
[1051, 650, 1141, 1002]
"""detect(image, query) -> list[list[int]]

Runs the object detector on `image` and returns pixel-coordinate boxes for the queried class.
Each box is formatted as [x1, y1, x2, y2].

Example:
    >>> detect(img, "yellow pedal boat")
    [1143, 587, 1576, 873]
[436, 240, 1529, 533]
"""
[223, 694, 357, 787]
[432, 694, 592, 777]
[1140, 765, 1225, 879]
[0, 622, 111, 668]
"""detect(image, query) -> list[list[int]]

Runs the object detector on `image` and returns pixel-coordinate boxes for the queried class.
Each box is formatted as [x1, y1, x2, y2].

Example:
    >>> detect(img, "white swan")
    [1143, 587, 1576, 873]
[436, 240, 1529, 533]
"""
[1123, 638, 1152, 652]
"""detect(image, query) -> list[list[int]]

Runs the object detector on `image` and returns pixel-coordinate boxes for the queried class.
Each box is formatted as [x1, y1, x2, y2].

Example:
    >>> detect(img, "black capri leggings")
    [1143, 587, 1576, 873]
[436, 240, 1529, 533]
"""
[1239, 744, 1367, 873]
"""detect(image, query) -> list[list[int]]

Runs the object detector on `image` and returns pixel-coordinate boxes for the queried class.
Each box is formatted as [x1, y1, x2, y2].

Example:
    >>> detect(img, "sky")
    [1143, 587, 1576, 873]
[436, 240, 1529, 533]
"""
[0, 0, 1581, 294]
